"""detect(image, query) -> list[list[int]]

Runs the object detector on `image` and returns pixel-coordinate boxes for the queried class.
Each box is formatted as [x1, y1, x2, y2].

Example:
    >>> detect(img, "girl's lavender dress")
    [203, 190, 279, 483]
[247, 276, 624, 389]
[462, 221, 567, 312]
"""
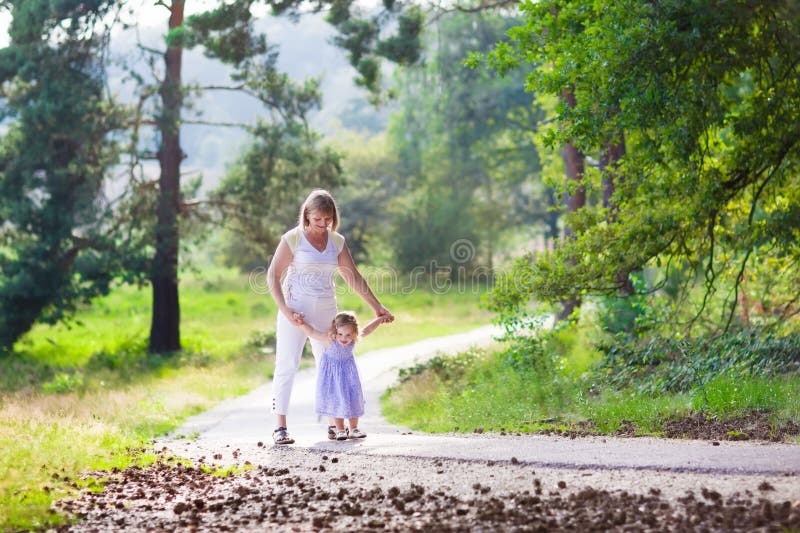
[315, 340, 365, 418]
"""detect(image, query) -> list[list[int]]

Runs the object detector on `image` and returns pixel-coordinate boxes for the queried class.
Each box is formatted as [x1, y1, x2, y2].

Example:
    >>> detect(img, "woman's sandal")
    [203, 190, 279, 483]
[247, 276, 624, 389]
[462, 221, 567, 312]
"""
[272, 427, 295, 445]
[327, 425, 337, 440]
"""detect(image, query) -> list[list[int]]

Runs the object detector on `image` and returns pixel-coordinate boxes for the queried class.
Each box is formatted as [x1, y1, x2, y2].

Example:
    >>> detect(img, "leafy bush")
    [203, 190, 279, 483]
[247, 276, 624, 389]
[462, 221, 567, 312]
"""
[501, 333, 550, 371]
[245, 329, 277, 351]
[86, 340, 214, 380]
[41, 371, 85, 394]
[594, 293, 647, 337]
[597, 329, 800, 393]
[397, 348, 482, 384]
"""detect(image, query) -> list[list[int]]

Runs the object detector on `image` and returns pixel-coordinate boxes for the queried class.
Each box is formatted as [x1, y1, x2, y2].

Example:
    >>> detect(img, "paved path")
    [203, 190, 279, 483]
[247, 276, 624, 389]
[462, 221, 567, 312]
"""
[164, 326, 800, 476]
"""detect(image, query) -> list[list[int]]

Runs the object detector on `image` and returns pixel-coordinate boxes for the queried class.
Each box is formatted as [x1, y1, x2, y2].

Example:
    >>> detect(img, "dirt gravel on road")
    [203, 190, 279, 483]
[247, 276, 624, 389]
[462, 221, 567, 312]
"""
[56, 447, 800, 532]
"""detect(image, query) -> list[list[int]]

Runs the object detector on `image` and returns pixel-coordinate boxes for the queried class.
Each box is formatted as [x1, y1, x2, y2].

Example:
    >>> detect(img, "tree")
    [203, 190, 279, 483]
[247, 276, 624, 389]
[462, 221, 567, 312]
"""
[124, 0, 335, 352]
[387, 12, 545, 273]
[484, 0, 800, 333]
[212, 122, 344, 272]
[327, 130, 401, 265]
[0, 0, 141, 351]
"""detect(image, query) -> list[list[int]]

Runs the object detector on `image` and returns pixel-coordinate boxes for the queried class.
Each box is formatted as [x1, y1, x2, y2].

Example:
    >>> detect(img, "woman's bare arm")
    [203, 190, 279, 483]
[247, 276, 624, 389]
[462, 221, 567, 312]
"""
[267, 239, 302, 324]
[338, 244, 394, 320]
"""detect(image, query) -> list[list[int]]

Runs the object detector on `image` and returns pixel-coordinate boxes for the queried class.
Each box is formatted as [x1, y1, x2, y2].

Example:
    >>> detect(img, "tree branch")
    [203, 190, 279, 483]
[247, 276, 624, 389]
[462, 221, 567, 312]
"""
[136, 43, 165, 57]
[182, 119, 252, 129]
[438, 0, 520, 15]
[724, 248, 753, 333]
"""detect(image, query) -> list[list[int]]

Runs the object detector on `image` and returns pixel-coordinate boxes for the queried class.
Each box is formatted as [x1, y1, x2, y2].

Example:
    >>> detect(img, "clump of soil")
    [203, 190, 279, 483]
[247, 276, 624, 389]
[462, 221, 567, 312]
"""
[56, 459, 800, 532]
[530, 411, 800, 442]
[664, 412, 800, 442]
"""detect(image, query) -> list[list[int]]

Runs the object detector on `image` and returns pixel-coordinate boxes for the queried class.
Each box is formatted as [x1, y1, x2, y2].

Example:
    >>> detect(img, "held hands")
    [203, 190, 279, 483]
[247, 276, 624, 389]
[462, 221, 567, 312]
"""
[283, 307, 305, 326]
[375, 305, 394, 323]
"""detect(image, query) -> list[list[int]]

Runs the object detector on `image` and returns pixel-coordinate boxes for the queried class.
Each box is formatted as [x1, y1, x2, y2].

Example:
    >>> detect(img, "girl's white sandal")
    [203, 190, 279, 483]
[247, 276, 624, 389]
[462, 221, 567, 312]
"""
[348, 428, 367, 439]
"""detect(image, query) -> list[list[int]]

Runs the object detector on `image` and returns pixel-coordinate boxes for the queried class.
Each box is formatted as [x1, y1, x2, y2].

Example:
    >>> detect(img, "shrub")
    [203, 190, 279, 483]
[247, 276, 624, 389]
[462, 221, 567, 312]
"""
[397, 348, 482, 384]
[597, 329, 800, 393]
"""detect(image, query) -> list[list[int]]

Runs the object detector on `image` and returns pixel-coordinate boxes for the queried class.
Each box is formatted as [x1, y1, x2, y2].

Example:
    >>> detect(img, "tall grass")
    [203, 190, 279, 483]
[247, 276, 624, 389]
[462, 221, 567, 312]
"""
[0, 359, 269, 530]
[693, 374, 800, 420]
[383, 322, 800, 438]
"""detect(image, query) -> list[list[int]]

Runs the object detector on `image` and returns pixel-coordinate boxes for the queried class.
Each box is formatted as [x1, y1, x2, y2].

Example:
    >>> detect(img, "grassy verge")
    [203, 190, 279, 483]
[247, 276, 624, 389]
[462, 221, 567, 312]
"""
[0, 358, 268, 530]
[1, 267, 491, 530]
[382, 335, 800, 440]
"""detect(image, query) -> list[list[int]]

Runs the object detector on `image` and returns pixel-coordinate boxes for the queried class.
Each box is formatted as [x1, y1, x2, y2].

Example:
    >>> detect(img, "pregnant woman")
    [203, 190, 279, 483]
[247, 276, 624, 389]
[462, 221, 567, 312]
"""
[267, 189, 393, 444]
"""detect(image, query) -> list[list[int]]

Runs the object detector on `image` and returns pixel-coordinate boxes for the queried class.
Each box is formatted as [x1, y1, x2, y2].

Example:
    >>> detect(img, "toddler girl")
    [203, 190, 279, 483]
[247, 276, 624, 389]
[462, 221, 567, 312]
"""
[298, 311, 390, 440]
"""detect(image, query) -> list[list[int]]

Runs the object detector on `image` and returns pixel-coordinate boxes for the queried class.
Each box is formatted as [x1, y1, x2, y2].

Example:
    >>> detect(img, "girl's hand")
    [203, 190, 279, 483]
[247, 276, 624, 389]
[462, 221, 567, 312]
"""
[375, 305, 394, 323]
[283, 307, 305, 326]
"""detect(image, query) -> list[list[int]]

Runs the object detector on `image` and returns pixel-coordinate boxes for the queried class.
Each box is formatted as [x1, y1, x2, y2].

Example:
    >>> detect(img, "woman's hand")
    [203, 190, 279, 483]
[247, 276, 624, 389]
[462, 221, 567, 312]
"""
[374, 304, 394, 323]
[282, 307, 305, 326]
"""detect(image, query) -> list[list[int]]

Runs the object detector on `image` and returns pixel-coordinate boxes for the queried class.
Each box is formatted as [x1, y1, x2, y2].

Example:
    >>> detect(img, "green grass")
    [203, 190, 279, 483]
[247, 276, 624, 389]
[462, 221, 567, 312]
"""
[382, 344, 800, 438]
[383, 347, 582, 433]
[0, 358, 269, 530]
[13, 266, 273, 370]
[583, 389, 691, 434]
[692, 373, 800, 420]
[1, 266, 492, 531]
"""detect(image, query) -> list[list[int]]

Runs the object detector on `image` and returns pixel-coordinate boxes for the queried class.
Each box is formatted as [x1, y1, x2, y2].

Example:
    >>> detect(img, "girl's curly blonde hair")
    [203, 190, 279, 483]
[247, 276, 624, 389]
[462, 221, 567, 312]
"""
[328, 311, 359, 340]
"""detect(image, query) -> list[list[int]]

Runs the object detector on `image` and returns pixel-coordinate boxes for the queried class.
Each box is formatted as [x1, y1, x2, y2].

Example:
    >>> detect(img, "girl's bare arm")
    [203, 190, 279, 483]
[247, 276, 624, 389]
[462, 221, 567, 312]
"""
[298, 321, 329, 343]
[361, 315, 390, 338]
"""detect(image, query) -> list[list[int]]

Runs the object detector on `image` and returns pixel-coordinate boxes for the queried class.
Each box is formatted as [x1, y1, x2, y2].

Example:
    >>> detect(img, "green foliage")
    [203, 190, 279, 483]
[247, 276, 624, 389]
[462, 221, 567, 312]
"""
[692, 374, 800, 418]
[598, 329, 800, 394]
[391, 188, 479, 273]
[384, 345, 577, 433]
[327, 4, 423, 96]
[41, 371, 85, 394]
[0, 0, 144, 352]
[384, 329, 799, 437]
[376, 6, 423, 64]
[244, 329, 276, 351]
[397, 349, 481, 384]
[499, 331, 549, 372]
[185, 0, 268, 65]
[593, 275, 651, 337]
[477, 0, 800, 334]
[582, 388, 690, 435]
[212, 121, 344, 271]
[387, 12, 546, 272]
[329, 131, 400, 264]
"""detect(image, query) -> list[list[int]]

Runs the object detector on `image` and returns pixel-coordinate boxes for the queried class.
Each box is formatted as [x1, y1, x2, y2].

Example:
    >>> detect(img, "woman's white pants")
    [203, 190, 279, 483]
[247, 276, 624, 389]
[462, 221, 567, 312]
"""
[271, 294, 337, 415]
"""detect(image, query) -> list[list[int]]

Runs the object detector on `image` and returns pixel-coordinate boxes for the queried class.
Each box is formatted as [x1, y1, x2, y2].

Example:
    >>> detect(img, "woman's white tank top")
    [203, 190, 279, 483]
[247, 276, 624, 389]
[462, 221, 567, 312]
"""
[283, 230, 341, 299]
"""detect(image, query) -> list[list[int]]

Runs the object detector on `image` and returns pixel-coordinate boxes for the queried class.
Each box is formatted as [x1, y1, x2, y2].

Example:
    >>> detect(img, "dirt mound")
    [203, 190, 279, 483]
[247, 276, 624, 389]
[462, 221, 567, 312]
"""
[664, 412, 800, 442]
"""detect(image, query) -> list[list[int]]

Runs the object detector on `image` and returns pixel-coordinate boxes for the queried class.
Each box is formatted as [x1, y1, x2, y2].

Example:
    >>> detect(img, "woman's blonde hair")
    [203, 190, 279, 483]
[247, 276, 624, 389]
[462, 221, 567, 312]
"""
[329, 311, 359, 340]
[298, 189, 340, 231]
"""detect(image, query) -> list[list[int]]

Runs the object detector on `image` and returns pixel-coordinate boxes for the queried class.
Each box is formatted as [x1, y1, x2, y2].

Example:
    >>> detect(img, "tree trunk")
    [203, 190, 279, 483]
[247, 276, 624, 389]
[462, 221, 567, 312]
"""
[544, 187, 560, 251]
[149, 1, 184, 353]
[557, 87, 585, 321]
[599, 135, 634, 296]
